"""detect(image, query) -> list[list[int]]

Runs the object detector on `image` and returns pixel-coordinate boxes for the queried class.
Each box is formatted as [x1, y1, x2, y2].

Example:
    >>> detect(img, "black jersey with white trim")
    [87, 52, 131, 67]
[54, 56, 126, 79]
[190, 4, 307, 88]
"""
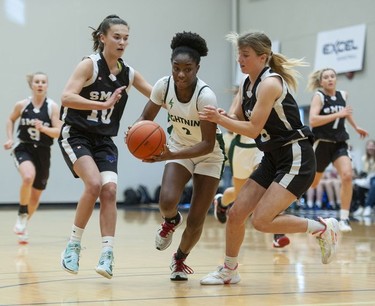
[241, 67, 313, 152]
[60, 52, 130, 136]
[17, 98, 54, 147]
[311, 90, 349, 142]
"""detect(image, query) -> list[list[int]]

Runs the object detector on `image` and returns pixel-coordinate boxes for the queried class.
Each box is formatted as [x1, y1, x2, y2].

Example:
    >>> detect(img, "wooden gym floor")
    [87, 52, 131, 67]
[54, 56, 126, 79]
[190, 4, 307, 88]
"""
[1, 205, 375, 305]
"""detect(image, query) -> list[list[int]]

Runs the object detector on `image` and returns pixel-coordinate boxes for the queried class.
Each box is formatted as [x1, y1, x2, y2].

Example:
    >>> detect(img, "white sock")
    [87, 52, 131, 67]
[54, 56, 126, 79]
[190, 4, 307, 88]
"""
[70, 225, 84, 243]
[340, 209, 349, 221]
[224, 255, 238, 270]
[306, 219, 325, 234]
[102, 236, 114, 252]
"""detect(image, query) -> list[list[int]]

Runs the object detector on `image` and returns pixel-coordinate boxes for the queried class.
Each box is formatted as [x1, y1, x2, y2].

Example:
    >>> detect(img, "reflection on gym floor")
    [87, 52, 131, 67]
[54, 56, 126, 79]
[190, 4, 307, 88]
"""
[1, 206, 375, 305]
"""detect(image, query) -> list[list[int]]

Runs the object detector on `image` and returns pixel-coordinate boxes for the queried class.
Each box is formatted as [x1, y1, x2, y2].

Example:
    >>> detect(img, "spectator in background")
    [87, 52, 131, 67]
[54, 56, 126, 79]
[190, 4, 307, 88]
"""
[353, 139, 375, 217]
[321, 166, 341, 210]
[306, 183, 324, 210]
[306, 166, 340, 210]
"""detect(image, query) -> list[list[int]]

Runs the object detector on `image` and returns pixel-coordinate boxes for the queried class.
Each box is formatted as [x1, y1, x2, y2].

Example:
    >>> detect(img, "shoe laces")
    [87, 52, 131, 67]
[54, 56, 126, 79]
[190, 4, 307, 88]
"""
[67, 243, 81, 255]
[341, 219, 350, 225]
[211, 264, 236, 279]
[99, 251, 113, 264]
[160, 221, 177, 238]
[312, 217, 327, 237]
[173, 257, 194, 275]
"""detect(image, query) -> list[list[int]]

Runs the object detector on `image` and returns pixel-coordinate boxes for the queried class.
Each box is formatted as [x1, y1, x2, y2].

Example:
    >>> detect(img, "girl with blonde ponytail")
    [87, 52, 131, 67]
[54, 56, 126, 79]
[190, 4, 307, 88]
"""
[199, 31, 340, 285]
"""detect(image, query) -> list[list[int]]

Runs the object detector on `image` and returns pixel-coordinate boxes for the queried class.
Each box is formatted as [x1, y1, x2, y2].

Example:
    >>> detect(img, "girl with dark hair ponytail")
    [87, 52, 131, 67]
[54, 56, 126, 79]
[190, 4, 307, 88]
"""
[59, 15, 152, 279]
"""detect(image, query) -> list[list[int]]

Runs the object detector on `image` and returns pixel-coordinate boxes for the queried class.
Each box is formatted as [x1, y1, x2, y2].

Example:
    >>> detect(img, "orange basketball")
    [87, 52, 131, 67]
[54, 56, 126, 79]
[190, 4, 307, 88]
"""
[126, 120, 166, 159]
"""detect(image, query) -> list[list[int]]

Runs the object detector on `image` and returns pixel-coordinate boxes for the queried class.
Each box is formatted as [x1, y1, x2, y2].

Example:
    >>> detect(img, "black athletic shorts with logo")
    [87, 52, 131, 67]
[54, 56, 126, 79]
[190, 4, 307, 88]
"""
[313, 140, 349, 173]
[12, 142, 51, 190]
[250, 139, 316, 198]
[58, 124, 118, 178]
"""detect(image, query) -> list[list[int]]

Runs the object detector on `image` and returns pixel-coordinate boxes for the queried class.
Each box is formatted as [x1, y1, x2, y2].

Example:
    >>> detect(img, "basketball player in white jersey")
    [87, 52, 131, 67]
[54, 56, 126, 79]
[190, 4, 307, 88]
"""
[133, 31, 225, 281]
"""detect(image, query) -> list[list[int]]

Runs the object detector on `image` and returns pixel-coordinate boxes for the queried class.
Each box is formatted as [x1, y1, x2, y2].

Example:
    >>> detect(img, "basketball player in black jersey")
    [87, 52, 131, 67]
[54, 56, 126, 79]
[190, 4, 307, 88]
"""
[59, 15, 152, 279]
[307, 68, 368, 232]
[4, 72, 61, 244]
[213, 91, 290, 248]
[199, 31, 340, 285]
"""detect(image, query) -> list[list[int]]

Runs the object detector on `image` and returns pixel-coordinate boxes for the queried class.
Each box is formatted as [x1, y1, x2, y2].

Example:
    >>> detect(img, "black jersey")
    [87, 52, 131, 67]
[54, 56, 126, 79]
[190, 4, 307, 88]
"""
[241, 67, 313, 152]
[60, 52, 130, 136]
[17, 98, 54, 147]
[311, 90, 349, 142]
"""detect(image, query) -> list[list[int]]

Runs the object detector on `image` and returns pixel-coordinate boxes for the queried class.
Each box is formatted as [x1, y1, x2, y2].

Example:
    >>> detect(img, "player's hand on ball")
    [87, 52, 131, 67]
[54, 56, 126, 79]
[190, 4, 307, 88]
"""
[143, 144, 170, 163]
[124, 126, 132, 144]
[126, 120, 166, 159]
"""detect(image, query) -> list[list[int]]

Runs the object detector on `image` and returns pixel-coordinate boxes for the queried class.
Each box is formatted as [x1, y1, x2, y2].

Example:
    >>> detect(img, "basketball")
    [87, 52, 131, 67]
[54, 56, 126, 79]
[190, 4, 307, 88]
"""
[126, 120, 166, 159]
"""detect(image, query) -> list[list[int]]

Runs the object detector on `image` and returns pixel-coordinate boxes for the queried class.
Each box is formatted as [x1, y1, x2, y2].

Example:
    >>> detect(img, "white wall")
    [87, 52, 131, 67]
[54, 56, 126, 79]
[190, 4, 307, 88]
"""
[238, 0, 375, 170]
[1, 0, 374, 204]
[0, 0, 233, 203]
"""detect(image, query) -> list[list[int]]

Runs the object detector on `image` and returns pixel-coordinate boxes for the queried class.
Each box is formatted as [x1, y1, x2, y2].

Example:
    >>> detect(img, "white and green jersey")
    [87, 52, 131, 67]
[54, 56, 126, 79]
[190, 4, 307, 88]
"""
[151, 76, 222, 148]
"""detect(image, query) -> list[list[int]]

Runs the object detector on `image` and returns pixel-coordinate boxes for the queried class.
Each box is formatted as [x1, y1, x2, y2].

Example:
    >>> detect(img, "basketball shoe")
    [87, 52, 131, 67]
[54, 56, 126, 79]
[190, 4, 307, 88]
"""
[213, 194, 229, 224]
[315, 217, 340, 264]
[95, 249, 114, 279]
[352, 206, 364, 217]
[18, 231, 29, 245]
[13, 213, 28, 235]
[170, 253, 194, 281]
[338, 219, 352, 232]
[363, 206, 372, 217]
[200, 264, 241, 285]
[61, 242, 81, 274]
[273, 234, 290, 248]
[155, 212, 183, 251]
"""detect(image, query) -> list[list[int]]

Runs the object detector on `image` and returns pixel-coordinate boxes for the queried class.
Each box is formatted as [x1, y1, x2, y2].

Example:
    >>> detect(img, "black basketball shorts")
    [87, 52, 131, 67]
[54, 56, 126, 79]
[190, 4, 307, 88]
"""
[250, 139, 316, 198]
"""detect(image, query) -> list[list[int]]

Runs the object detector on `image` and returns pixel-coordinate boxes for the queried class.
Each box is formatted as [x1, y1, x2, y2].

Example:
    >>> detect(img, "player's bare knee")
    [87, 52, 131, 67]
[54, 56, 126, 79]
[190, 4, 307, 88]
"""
[84, 180, 102, 199]
[341, 171, 353, 184]
[251, 215, 269, 232]
[22, 174, 35, 186]
[100, 185, 117, 203]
